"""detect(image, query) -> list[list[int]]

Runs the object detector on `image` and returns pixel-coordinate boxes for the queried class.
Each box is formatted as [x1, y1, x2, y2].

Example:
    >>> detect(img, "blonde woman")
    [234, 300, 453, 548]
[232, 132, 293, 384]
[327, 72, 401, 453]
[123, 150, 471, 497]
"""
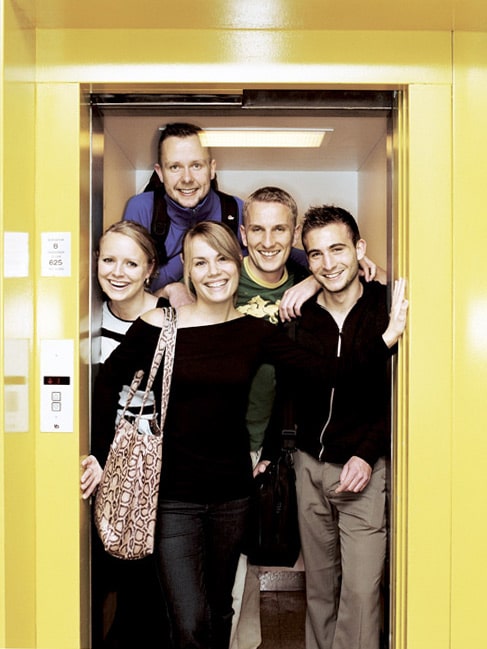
[82, 220, 169, 649]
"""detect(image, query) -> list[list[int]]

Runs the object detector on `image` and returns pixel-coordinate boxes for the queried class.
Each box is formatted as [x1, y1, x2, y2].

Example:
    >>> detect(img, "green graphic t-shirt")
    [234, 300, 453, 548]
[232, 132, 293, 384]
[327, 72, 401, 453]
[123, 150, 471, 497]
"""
[236, 257, 297, 451]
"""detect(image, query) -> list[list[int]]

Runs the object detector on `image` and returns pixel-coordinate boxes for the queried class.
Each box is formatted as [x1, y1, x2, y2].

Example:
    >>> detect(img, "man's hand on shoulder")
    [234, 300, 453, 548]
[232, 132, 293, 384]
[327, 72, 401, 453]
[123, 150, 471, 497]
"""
[359, 255, 387, 285]
[279, 276, 321, 322]
[155, 282, 195, 308]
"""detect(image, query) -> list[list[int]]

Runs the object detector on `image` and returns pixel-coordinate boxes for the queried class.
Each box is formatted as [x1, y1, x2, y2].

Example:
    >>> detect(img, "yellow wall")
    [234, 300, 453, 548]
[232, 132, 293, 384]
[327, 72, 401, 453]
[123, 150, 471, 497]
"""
[2, 2, 487, 648]
[35, 28, 451, 86]
[2, 5, 91, 648]
[403, 83, 453, 648]
[33, 82, 88, 649]
[0, 0, 4, 644]
[2, 1, 37, 646]
[451, 32, 487, 648]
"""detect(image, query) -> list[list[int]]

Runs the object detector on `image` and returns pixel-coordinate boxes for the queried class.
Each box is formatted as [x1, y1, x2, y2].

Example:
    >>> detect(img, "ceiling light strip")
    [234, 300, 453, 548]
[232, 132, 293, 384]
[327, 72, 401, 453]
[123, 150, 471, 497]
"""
[199, 128, 333, 148]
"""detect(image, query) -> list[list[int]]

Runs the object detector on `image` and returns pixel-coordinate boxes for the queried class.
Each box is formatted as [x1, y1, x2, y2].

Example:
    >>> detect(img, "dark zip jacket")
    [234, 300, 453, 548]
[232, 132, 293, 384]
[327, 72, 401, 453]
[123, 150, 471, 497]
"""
[264, 280, 395, 468]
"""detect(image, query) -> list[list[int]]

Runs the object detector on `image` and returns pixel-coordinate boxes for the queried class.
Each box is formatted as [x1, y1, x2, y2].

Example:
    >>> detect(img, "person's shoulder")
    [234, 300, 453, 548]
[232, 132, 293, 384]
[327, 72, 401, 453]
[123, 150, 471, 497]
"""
[116, 313, 163, 350]
[287, 258, 310, 283]
[213, 188, 244, 211]
[238, 313, 272, 328]
[362, 279, 387, 301]
[289, 297, 322, 335]
[126, 191, 154, 206]
[215, 187, 243, 201]
[239, 314, 280, 339]
[140, 307, 166, 327]
[124, 191, 154, 220]
[300, 295, 320, 316]
[360, 280, 389, 322]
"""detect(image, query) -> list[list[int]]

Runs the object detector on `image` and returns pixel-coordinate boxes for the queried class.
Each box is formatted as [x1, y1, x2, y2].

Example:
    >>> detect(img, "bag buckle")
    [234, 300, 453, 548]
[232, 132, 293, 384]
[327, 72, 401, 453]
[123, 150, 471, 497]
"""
[281, 427, 297, 452]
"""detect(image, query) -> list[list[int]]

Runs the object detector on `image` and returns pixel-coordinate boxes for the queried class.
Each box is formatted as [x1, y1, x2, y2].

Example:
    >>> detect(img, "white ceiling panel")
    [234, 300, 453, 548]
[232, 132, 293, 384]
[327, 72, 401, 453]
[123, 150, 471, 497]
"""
[104, 113, 388, 173]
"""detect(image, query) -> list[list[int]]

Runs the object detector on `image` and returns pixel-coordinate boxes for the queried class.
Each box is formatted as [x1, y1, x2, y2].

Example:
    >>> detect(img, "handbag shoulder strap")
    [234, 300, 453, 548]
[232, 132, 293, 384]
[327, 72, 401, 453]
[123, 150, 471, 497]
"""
[157, 307, 177, 430]
[119, 308, 177, 424]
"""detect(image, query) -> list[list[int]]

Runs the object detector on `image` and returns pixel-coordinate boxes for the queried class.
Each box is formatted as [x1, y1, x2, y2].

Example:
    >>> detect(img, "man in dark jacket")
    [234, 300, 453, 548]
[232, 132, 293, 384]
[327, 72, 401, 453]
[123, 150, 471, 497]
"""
[288, 205, 407, 649]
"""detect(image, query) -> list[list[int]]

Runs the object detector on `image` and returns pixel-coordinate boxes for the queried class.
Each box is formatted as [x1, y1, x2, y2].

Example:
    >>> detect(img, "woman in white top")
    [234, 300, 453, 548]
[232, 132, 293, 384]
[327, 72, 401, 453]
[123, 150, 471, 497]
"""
[96, 219, 161, 362]
[83, 219, 169, 649]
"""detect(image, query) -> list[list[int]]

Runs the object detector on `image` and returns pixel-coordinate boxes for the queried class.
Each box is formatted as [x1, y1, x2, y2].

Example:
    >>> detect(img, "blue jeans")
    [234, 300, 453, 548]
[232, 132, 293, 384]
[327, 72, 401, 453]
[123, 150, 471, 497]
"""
[155, 498, 250, 649]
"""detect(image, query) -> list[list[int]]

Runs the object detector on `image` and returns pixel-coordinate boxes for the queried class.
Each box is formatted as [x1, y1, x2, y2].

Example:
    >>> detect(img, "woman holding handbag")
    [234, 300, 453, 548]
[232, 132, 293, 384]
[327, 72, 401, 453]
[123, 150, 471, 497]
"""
[81, 219, 170, 649]
[85, 221, 407, 649]
[82, 219, 164, 489]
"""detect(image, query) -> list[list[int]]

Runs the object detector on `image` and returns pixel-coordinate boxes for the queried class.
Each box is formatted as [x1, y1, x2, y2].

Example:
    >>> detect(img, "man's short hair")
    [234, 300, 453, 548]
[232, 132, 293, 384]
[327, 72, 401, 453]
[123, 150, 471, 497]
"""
[302, 205, 361, 247]
[157, 122, 205, 164]
[243, 186, 298, 228]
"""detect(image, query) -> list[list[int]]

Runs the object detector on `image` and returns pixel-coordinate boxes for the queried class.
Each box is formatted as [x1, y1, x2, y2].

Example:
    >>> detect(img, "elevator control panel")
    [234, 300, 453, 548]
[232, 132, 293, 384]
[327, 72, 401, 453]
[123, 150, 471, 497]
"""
[40, 339, 74, 432]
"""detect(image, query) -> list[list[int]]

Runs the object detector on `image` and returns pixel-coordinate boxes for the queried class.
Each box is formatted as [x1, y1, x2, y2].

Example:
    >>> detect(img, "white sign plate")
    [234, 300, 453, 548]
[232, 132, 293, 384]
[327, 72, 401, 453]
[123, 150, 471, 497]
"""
[4, 232, 29, 277]
[41, 232, 71, 277]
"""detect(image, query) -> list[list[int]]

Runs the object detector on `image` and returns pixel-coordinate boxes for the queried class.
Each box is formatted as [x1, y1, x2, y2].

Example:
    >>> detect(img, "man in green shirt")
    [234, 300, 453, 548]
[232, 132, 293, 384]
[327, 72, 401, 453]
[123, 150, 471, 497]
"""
[236, 187, 315, 455]
[231, 185, 310, 649]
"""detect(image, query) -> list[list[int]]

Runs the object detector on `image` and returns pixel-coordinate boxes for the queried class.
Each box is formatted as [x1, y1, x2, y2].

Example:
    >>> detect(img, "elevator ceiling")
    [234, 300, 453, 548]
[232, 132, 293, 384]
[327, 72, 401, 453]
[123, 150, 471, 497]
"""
[97, 91, 392, 173]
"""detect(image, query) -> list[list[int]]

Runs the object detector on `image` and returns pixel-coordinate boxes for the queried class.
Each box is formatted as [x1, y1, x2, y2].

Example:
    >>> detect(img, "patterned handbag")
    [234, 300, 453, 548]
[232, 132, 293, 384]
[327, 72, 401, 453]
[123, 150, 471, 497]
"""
[94, 308, 177, 560]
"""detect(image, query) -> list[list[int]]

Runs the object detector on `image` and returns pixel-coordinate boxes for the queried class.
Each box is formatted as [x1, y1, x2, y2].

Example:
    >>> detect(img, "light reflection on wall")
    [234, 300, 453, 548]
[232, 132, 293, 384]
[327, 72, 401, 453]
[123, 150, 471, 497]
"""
[467, 299, 487, 358]
[223, 0, 286, 29]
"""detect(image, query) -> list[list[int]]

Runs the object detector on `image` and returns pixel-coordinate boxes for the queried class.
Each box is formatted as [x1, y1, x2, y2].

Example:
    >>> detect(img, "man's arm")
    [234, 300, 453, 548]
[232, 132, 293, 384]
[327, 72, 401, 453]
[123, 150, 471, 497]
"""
[279, 275, 321, 322]
[155, 282, 195, 308]
[359, 255, 385, 284]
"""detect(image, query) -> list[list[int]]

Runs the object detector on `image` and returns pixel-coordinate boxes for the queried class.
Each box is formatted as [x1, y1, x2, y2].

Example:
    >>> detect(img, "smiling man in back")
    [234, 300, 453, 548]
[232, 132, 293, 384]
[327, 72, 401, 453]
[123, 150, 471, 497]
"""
[123, 122, 243, 295]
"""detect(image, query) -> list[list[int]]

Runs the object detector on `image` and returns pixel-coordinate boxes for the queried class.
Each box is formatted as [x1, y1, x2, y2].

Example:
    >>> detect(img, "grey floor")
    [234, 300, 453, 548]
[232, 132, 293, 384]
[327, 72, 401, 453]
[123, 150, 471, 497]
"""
[258, 584, 389, 649]
[259, 590, 306, 649]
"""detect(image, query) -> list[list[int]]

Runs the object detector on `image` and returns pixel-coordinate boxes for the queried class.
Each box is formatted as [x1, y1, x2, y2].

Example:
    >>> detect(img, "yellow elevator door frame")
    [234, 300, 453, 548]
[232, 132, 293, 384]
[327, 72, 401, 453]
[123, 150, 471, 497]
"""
[1, 78, 453, 649]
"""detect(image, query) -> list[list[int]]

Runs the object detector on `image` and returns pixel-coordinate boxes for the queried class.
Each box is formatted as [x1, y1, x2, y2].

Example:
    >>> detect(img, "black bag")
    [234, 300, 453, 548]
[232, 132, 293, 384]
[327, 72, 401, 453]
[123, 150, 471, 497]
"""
[246, 430, 301, 567]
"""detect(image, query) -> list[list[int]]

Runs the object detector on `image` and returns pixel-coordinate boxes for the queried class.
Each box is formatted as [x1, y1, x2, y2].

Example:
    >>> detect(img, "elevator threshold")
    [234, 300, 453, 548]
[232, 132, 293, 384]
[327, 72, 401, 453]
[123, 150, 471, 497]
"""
[259, 569, 305, 591]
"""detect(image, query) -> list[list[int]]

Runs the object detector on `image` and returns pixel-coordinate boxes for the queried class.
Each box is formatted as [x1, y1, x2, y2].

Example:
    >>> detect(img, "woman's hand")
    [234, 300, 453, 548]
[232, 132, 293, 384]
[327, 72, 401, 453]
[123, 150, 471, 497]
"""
[80, 455, 103, 500]
[382, 278, 409, 348]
